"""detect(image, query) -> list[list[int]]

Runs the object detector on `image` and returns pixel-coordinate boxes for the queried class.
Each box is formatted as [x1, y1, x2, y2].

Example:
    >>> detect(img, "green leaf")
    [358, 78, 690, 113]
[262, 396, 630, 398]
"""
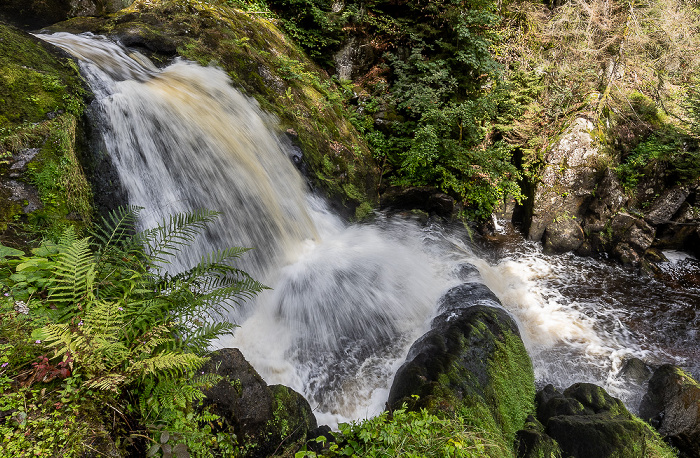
[146, 443, 161, 457]
[0, 245, 23, 259]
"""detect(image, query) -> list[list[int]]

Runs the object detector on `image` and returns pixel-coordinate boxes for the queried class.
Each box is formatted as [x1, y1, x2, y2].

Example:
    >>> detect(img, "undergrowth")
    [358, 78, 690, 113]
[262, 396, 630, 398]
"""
[0, 207, 265, 457]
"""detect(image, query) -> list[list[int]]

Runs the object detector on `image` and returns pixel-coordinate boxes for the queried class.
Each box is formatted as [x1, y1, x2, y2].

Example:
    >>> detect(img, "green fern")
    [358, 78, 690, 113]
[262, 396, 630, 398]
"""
[16, 207, 262, 456]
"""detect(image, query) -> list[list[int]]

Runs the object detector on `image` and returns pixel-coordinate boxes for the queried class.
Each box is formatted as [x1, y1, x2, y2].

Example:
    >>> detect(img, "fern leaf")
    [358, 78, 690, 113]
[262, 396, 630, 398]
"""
[91, 205, 142, 252]
[48, 234, 96, 314]
[83, 373, 129, 392]
[137, 209, 220, 266]
[128, 352, 207, 378]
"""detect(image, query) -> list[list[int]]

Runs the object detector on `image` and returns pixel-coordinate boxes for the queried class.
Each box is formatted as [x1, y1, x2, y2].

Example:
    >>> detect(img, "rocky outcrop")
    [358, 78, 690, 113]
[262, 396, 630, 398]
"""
[201, 348, 317, 458]
[0, 22, 94, 239]
[334, 36, 378, 81]
[534, 383, 673, 458]
[527, 117, 601, 253]
[388, 282, 535, 449]
[524, 114, 700, 266]
[640, 364, 700, 457]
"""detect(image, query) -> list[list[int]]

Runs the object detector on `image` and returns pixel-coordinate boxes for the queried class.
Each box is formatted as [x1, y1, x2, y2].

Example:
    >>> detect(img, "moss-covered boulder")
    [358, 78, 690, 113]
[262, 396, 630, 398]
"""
[388, 283, 536, 456]
[47, 0, 380, 218]
[201, 348, 317, 458]
[640, 364, 700, 457]
[0, 22, 93, 244]
[515, 415, 562, 458]
[536, 383, 676, 458]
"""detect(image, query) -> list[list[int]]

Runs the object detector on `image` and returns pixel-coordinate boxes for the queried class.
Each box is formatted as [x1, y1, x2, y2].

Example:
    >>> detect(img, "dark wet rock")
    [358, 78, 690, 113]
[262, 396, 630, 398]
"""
[432, 282, 501, 327]
[616, 358, 654, 386]
[640, 364, 700, 457]
[0, 0, 133, 29]
[388, 294, 535, 447]
[453, 263, 481, 282]
[645, 186, 692, 225]
[515, 415, 562, 458]
[543, 217, 585, 253]
[201, 348, 317, 458]
[380, 186, 454, 217]
[536, 383, 662, 458]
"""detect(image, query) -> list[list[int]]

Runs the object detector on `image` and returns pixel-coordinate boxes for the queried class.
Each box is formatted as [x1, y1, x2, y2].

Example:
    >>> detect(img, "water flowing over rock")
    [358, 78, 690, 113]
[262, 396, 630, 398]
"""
[640, 364, 700, 457]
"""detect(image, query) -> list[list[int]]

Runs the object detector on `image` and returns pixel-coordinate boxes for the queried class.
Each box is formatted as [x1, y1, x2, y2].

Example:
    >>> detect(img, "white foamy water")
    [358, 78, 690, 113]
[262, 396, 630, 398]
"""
[40, 32, 698, 425]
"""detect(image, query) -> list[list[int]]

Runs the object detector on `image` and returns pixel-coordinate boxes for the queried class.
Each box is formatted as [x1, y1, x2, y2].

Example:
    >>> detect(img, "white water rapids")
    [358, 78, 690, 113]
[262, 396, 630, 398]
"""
[40, 32, 699, 426]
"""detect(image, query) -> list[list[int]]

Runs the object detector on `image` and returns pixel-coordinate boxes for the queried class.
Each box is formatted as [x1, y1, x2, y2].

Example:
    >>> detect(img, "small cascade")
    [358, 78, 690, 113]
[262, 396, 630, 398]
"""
[39, 32, 699, 426]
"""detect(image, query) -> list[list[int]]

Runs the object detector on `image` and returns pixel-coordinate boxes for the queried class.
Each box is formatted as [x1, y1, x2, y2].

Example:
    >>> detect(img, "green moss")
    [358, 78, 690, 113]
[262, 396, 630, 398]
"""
[487, 330, 536, 445]
[0, 23, 93, 242]
[0, 23, 85, 133]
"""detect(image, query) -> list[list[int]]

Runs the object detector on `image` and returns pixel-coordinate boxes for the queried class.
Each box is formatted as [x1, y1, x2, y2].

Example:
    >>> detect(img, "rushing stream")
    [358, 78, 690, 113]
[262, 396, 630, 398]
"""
[40, 32, 700, 427]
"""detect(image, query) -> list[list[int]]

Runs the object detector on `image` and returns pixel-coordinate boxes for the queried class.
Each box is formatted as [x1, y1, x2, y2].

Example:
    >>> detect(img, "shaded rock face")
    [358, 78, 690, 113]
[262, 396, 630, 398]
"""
[334, 36, 377, 81]
[380, 186, 454, 218]
[535, 383, 657, 458]
[515, 415, 562, 458]
[640, 364, 700, 457]
[524, 115, 699, 265]
[527, 117, 600, 253]
[201, 348, 317, 458]
[388, 283, 535, 445]
[0, 1, 133, 29]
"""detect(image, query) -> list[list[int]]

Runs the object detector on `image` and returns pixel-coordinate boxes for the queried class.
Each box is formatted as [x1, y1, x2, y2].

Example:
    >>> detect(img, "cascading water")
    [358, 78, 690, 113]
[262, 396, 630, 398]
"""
[40, 32, 699, 426]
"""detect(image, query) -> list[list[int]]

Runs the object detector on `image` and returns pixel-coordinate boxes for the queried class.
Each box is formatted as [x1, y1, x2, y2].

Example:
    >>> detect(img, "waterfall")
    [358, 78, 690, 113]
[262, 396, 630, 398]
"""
[40, 32, 699, 426]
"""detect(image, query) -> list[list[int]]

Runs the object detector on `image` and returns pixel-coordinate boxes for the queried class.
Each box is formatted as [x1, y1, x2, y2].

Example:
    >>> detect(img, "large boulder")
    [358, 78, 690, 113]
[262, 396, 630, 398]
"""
[535, 383, 673, 458]
[640, 364, 700, 457]
[527, 117, 602, 253]
[388, 283, 535, 450]
[201, 348, 317, 458]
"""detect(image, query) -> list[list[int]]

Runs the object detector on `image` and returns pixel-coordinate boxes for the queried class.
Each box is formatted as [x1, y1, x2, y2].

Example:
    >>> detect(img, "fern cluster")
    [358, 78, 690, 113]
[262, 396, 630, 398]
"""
[1, 207, 265, 457]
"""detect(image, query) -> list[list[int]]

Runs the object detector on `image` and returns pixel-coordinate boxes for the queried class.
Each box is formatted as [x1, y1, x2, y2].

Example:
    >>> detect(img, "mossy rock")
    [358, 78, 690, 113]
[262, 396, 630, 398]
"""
[388, 286, 536, 456]
[640, 364, 700, 457]
[47, 0, 380, 217]
[201, 348, 317, 458]
[515, 415, 562, 458]
[0, 22, 93, 244]
[536, 383, 677, 458]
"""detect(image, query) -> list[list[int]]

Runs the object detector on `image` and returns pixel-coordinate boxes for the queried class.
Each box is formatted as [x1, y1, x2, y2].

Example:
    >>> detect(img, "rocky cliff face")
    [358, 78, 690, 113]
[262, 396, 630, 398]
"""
[523, 115, 700, 267]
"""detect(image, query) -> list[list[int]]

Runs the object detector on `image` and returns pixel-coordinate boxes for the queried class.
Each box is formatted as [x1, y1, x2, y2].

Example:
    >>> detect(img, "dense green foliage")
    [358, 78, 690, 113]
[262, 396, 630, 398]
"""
[259, 0, 524, 219]
[296, 404, 503, 457]
[0, 207, 265, 457]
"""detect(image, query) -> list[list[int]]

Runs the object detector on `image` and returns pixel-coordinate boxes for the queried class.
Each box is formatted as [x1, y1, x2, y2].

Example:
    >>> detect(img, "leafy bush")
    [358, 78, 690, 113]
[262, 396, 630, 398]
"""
[0, 207, 264, 457]
[296, 404, 501, 457]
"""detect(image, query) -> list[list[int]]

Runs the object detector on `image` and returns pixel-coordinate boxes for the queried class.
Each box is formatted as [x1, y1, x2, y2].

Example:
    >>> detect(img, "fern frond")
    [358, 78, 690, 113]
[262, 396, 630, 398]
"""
[91, 205, 142, 251]
[83, 373, 129, 392]
[128, 352, 207, 378]
[170, 247, 254, 282]
[179, 321, 237, 354]
[48, 234, 96, 312]
[137, 209, 220, 266]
